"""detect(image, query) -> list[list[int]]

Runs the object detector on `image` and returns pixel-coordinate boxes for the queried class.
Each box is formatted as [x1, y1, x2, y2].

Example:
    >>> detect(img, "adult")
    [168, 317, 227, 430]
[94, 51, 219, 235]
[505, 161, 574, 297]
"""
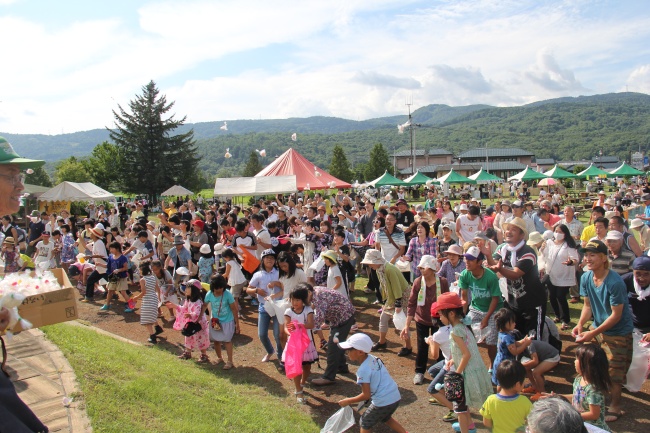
[1, 215, 21, 251]
[376, 212, 406, 265]
[486, 217, 547, 338]
[436, 244, 465, 285]
[559, 205, 584, 242]
[83, 226, 108, 302]
[166, 235, 194, 285]
[640, 193, 650, 227]
[527, 398, 589, 433]
[0, 136, 49, 433]
[357, 200, 377, 241]
[402, 221, 437, 280]
[251, 213, 271, 258]
[608, 215, 642, 257]
[532, 200, 552, 234]
[508, 200, 536, 235]
[629, 218, 650, 252]
[188, 220, 209, 262]
[536, 208, 561, 232]
[543, 224, 579, 330]
[622, 256, 650, 337]
[604, 230, 634, 276]
[455, 205, 481, 245]
[573, 240, 634, 423]
[309, 284, 356, 386]
[395, 199, 415, 240]
[423, 188, 437, 211]
[401, 255, 449, 385]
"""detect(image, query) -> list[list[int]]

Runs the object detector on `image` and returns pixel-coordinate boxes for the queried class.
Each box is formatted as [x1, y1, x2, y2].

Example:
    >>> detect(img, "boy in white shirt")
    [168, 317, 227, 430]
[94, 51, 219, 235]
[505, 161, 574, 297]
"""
[33, 231, 55, 269]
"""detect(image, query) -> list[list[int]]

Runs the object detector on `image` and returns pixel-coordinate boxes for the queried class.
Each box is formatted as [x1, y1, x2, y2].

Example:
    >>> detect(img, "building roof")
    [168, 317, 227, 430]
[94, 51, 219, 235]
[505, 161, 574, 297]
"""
[534, 158, 556, 165]
[399, 161, 527, 175]
[591, 156, 619, 163]
[391, 149, 426, 157]
[428, 148, 454, 156]
[457, 148, 535, 159]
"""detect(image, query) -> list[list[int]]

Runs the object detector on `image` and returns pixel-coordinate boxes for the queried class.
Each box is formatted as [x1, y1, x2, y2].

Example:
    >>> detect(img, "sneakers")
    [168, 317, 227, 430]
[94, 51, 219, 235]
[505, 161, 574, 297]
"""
[452, 422, 476, 432]
[261, 352, 275, 362]
[371, 341, 387, 351]
[99, 304, 110, 311]
[148, 334, 157, 344]
[397, 347, 413, 357]
[154, 325, 164, 335]
[413, 373, 424, 385]
[124, 307, 135, 313]
[442, 411, 457, 422]
[522, 386, 537, 394]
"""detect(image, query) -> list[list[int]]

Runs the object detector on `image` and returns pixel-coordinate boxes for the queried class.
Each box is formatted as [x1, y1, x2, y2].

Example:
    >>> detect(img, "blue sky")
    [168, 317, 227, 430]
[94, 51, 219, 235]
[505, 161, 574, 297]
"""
[0, 0, 649, 134]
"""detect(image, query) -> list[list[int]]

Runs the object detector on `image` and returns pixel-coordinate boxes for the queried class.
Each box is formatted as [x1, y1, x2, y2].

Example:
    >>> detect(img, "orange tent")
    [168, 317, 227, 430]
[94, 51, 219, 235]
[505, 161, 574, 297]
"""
[255, 148, 351, 191]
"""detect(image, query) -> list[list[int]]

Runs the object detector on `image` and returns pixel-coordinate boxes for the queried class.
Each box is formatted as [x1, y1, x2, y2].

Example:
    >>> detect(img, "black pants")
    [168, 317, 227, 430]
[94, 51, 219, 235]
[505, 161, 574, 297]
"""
[367, 268, 382, 303]
[85, 269, 107, 299]
[415, 321, 438, 374]
[323, 316, 354, 381]
[548, 283, 571, 325]
[0, 369, 48, 433]
[508, 302, 547, 339]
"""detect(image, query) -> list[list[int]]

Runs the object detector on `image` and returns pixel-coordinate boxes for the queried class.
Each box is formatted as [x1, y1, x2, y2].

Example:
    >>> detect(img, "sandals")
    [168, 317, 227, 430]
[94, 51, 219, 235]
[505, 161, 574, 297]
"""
[295, 390, 307, 404]
[605, 411, 624, 422]
[178, 352, 192, 360]
[197, 354, 210, 364]
[223, 362, 234, 370]
[214, 358, 225, 366]
[561, 323, 571, 331]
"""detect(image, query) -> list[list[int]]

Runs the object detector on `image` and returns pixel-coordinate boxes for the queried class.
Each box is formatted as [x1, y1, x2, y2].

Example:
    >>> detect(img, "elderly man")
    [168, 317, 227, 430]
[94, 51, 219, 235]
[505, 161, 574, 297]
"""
[622, 256, 650, 341]
[535, 208, 561, 232]
[605, 230, 635, 276]
[0, 136, 49, 432]
[640, 193, 650, 226]
[630, 218, 650, 251]
[166, 235, 194, 283]
[559, 205, 584, 241]
[608, 215, 642, 256]
[486, 217, 547, 338]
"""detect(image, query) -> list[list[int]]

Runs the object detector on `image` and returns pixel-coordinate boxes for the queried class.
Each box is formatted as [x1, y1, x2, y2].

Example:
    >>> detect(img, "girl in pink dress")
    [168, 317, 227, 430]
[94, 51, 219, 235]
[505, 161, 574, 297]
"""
[173, 279, 210, 363]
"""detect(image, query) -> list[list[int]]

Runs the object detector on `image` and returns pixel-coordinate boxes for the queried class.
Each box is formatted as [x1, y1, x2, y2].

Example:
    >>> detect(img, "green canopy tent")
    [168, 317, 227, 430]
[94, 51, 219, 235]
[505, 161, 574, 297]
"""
[403, 170, 436, 186]
[543, 164, 578, 179]
[436, 169, 477, 184]
[507, 166, 549, 182]
[367, 171, 407, 187]
[468, 168, 504, 184]
[608, 163, 645, 177]
[577, 163, 614, 179]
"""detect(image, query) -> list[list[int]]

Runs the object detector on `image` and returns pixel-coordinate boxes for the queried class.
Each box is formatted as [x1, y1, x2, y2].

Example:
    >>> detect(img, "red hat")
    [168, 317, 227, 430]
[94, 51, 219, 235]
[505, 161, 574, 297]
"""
[191, 220, 205, 230]
[430, 292, 466, 316]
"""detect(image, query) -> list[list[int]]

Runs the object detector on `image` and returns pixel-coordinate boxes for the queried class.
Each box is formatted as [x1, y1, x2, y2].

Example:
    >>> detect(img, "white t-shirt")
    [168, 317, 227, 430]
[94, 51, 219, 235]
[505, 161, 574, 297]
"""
[92, 239, 108, 273]
[226, 259, 247, 286]
[280, 268, 307, 300]
[34, 241, 55, 267]
[456, 214, 481, 243]
[327, 265, 346, 297]
[432, 325, 453, 370]
[254, 228, 271, 259]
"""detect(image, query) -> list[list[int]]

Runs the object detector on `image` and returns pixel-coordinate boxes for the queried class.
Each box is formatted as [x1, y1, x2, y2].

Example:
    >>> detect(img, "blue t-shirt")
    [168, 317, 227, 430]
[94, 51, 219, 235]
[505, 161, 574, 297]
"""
[493, 331, 516, 385]
[249, 268, 280, 313]
[107, 254, 128, 278]
[645, 205, 650, 227]
[356, 354, 401, 407]
[580, 270, 634, 336]
[204, 290, 235, 323]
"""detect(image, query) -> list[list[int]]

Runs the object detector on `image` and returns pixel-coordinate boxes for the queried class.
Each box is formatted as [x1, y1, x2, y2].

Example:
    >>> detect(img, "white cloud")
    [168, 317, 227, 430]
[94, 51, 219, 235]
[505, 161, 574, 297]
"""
[625, 65, 650, 94]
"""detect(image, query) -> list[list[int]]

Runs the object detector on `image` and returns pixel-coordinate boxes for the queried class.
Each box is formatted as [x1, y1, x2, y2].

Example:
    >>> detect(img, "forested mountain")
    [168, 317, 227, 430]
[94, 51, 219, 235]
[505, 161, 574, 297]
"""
[3, 92, 649, 179]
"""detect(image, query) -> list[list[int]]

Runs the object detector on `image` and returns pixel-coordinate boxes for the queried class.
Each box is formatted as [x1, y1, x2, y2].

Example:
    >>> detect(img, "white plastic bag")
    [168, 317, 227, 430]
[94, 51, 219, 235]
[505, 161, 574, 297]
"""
[393, 310, 407, 331]
[471, 323, 486, 344]
[395, 259, 410, 273]
[309, 255, 325, 272]
[320, 406, 355, 433]
[624, 330, 650, 392]
[498, 277, 508, 300]
[263, 297, 277, 317]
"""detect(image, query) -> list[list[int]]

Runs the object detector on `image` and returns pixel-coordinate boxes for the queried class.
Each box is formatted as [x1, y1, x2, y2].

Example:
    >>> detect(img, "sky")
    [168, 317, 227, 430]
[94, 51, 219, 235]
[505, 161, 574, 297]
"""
[0, 0, 649, 135]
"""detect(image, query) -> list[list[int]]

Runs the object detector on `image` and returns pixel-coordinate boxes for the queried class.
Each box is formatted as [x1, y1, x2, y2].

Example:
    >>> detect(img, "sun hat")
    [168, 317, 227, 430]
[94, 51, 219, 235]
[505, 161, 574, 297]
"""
[2, 236, 15, 245]
[0, 136, 45, 169]
[526, 231, 543, 246]
[199, 244, 211, 254]
[338, 333, 373, 353]
[502, 217, 529, 238]
[173, 235, 185, 245]
[604, 198, 616, 206]
[213, 243, 226, 254]
[186, 279, 203, 290]
[430, 292, 466, 316]
[542, 230, 554, 241]
[598, 190, 606, 195]
[417, 255, 437, 271]
[261, 249, 276, 259]
[445, 244, 463, 256]
[579, 239, 608, 255]
[321, 250, 338, 263]
[458, 203, 468, 211]
[630, 218, 645, 229]
[463, 246, 483, 261]
[191, 220, 205, 230]
[89, 227, 103, 238]
[360, 249, 386, 265]
[95, 222, 105, 230]
[501, 200, 511, 207]
[605, 230, 624, 241]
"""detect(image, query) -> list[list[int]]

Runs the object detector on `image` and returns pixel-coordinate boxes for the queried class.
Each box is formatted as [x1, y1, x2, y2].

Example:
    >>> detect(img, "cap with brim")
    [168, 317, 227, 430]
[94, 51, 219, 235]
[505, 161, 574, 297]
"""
[338, 333, 373, 353]
[512, 200, 524, 208]
[30, 210, 39, 217]
[0, 137, 45, 169]
[396, 199, 408, 206]
[633, 255, 650, 271]
[173, 235, 184, 245]
[360, 249, 386, 265]
[42, 231, 51, 237]
[445, 244, 463, 256]
[321, 250, 338, 263]
[473, 231, 489, 241]
[430, 292, 466, 316]
[579, 240, 608, 255]
[261, 249, 276, 259]
[605, 230, 624, 241]
[463, 246, 483, 261]
[630, 218, 645, 229]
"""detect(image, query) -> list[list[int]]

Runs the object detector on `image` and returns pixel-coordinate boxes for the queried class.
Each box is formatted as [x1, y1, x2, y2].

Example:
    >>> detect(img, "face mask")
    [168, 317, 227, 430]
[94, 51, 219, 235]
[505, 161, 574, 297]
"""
[554, 232, 565, 241]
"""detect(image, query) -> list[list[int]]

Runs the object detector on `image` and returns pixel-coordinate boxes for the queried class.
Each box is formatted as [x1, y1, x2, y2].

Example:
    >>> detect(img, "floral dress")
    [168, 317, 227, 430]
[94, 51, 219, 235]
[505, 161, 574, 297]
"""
[450, 323, 493, 409]
[306, 232, 332, 286]
[2, 250, 19, 273]
[61, 233, 77, 263]
[572, 376, 610, 432]
[173, 299, 210, 351]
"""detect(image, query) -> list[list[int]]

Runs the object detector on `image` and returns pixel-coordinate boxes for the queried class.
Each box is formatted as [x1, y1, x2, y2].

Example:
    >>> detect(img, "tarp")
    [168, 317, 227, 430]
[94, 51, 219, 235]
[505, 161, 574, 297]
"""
[367, 171, 407, 187]
[608, 163, 645, 176]
[161, 185, 194, 196]
[577, 163, 614, 178]
[468, 168, 504, 184]
[255, 148, 351, 191]
[507, 166, 548, 182]
[543, 164, 578, 179]
[38, 182, 115, 202]
[437, 169, 476, 184]
[403, 171, 435, 186]
[214, 175, 297, 197]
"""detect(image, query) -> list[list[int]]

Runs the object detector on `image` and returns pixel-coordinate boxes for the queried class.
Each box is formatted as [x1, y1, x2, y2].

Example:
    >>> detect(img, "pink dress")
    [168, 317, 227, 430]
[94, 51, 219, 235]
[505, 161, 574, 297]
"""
[173, 299, 210, 351]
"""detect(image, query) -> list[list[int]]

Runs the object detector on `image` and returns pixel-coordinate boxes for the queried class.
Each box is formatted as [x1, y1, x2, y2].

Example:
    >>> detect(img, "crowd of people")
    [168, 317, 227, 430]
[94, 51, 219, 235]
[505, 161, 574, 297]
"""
[2, 158, 650, 431]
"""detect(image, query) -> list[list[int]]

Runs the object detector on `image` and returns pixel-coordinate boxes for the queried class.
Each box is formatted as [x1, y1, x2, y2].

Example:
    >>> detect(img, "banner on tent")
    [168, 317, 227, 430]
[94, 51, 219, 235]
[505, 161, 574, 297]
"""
[39, 200, 70, 214]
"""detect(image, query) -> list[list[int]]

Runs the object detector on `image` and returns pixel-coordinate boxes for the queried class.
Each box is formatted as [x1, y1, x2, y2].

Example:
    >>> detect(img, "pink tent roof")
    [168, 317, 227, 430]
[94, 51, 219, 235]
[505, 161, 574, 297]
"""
[255, 148, 351, 191]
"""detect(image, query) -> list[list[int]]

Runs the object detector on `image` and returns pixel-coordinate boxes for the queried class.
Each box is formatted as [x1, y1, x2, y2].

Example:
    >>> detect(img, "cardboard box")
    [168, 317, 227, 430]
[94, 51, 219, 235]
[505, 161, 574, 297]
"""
[13, 268, 79, 332]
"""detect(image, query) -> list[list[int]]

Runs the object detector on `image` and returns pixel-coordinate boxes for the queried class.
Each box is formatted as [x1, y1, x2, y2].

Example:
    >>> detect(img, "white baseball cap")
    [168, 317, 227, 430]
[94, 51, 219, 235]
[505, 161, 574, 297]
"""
[338, 333, 373, 353]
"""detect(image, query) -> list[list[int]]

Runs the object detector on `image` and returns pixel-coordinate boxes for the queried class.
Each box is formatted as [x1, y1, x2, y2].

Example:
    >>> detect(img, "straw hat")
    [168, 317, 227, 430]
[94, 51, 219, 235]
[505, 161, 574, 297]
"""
[2, 236, 15, 245]
[321, 250, 338, 263]
[90, 227, 104, 238]
[527, 231, 544, 246]
[502, 217, 528, 239]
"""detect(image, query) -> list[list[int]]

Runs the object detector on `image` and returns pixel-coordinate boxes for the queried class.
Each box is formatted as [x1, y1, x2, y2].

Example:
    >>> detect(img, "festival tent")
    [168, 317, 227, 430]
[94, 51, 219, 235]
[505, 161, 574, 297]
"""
[436, 169, 476, 184]
[577, 163, 614, 178]
[403, 170, 435, 186]
[161, 185, 194, 196]
[214, 175, 297, 197]
[367, 171, 407, 187]
[507, 166, 548, 182]
[543, 164, 578, 179]
[38, 182, 115, 202]
[468, 168, 504, 184]
[255, 148, 351, 191]
[608, 163, 645, 176]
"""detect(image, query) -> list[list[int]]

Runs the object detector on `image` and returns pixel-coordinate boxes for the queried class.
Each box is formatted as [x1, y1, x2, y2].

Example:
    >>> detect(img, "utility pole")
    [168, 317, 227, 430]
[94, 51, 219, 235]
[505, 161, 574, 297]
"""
[406, 99, 414, 175]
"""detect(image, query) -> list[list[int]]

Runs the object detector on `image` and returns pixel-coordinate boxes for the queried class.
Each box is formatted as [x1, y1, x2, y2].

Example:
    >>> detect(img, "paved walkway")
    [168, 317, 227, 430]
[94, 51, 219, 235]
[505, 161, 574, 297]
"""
[5, 328, 91, 433]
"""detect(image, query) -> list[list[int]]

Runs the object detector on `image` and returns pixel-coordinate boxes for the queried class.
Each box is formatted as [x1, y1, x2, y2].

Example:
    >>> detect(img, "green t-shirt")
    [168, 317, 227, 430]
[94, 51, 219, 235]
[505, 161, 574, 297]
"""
[480, 393, 532, 433]
[458, 267, 503, 313]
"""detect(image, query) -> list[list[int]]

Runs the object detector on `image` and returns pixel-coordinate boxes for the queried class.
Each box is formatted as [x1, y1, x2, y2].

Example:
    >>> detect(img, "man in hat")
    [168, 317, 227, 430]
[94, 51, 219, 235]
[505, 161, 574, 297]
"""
[486, 217, 547, 338]
[506, 200, 535, 235]
[395, 199, 415, 240]
[622, 256, 650, 337]
[608, 215, 642, 257]
[84, 226, 109, 302]
[424, 188, 437, 211]
[629, 218, 650, 251]
[605, 230, 634, 276]
[166, 235, 193, 276]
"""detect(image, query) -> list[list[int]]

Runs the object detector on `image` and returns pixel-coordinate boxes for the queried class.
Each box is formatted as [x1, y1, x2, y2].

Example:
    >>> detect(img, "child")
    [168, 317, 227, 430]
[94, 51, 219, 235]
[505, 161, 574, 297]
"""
[33, 231, 55, 269]
[197, 244, 215, 283]
[151, 259, 176, 321]
[426, 319, 457, 423]
[219, 218, 236, 246]
[1, 237, 20, 273]
[17, 253, 36, 271]
[172, 279, 211, 363]
[519, 339, 560, 399]
[337, 333, 407, 433]
[283, 287, 318, 404]
[205, 275, 239, 370]
[553, 344, 612, 432]
[130, 262, 164, 343]
[431, 292, 493, 433]
[323, 250, 346, 297]
[221, 248, 247, 319]
[480, 359, 532, 433]
[100, 241, 134, 312]
[492, 308, 532, 389]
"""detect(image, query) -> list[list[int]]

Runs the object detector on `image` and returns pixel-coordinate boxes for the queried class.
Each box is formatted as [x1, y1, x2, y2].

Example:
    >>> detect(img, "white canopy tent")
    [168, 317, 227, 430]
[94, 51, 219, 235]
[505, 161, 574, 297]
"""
[38, 181, 115, 202]
[214, 175, 297, 197]
[161, 185, 194, 196]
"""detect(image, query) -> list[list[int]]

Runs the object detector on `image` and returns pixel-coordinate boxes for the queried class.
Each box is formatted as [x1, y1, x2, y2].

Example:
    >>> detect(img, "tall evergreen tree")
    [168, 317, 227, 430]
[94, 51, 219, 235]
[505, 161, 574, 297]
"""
[242, 151, 263, 177]
[364, 143, 391, 180]
[328, 145, 353, 182]
[109, 80, 198, 200]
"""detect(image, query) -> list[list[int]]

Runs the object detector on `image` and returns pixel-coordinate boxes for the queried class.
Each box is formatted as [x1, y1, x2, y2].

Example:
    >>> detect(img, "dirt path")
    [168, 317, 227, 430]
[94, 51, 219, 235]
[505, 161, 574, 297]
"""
[73, 284, 649, 433]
